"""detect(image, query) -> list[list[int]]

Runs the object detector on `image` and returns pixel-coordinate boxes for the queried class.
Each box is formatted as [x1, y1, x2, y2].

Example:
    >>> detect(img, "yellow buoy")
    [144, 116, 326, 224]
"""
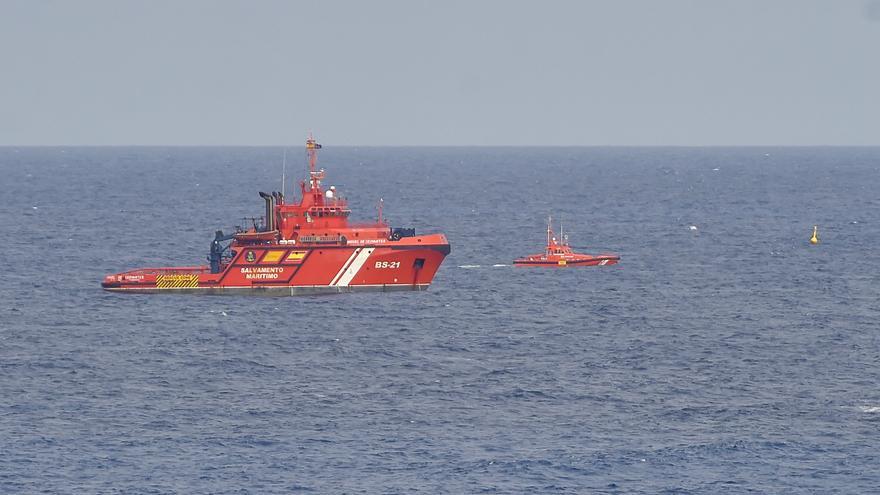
[810, 225, 819, 245]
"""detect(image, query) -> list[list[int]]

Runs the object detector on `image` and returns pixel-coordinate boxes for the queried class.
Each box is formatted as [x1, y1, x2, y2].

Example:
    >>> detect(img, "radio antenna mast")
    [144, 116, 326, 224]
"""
[281, 148, 287, 198]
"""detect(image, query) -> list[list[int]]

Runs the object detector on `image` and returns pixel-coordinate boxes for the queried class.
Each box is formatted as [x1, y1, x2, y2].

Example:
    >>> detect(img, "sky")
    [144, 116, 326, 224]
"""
[1, 0, 879, 146]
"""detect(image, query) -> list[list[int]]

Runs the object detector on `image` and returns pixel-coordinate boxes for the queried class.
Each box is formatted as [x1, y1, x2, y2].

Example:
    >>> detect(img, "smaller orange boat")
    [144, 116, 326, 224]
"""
[513, 217, 620, 267]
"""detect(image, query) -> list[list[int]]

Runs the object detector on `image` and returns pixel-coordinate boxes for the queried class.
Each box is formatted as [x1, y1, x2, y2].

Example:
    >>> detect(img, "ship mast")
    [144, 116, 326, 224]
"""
[281, 148, 287, 198]
[559, 218, 565, 246]
[306, 133, 325, 202]
[547, 215, 552, 255]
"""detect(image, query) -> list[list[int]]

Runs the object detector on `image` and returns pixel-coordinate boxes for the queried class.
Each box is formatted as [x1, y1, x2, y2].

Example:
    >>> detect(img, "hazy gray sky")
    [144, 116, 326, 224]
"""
[1, 0, 878, 145]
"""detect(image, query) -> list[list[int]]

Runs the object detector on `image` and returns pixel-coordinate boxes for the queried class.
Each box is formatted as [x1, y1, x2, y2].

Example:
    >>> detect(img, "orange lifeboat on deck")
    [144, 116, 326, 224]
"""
[514, 217, 619, 267]
[233, 230, 278, 243]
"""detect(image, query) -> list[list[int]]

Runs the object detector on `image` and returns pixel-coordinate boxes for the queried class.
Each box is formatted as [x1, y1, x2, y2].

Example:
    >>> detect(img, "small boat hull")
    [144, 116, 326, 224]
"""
[513, 254, 620, 267]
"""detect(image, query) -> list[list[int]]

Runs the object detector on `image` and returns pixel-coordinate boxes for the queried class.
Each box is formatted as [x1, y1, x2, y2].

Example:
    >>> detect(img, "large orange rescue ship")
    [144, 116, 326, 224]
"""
[513, 217, 619, 267]
[102, 136, 450, 295]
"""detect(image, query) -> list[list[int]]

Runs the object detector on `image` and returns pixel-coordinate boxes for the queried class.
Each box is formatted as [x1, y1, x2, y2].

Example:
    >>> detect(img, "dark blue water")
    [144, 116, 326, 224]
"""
[2, 146, 879, 493]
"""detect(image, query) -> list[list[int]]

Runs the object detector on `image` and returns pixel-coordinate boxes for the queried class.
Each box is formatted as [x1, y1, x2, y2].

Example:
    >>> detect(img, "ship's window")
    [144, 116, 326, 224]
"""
[414, 258, 425, 269]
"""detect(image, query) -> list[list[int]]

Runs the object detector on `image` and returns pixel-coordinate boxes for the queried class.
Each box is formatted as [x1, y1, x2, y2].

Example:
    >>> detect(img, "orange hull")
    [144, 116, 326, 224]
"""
[102, 235, 449, 295]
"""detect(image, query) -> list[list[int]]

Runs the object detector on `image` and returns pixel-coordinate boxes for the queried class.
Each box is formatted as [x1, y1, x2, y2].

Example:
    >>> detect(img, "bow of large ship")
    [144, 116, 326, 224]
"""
[102, 136, 450, 295]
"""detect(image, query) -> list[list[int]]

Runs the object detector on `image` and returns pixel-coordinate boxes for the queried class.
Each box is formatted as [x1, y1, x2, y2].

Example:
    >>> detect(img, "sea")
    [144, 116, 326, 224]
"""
[1, 146, 878, 494]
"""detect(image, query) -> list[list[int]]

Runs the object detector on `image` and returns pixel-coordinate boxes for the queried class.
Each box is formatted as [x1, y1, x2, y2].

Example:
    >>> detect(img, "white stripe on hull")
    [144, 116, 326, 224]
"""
[329, 248, 361, 286]
[333, 247, 374, 287]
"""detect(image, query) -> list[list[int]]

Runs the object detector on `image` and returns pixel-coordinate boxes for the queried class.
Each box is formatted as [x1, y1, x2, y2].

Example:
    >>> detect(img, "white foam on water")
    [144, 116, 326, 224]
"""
[492, 264, 508, 267]
[458, 265, 482, 268]
[858, 405, 880, 413]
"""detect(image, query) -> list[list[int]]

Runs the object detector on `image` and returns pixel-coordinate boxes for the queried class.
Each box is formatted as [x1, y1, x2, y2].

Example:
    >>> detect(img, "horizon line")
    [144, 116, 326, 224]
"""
[3, 144, 880, 148]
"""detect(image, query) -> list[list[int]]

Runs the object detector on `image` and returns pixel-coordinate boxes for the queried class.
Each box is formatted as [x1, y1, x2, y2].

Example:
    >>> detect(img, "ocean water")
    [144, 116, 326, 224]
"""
[1, 146, 879, 493]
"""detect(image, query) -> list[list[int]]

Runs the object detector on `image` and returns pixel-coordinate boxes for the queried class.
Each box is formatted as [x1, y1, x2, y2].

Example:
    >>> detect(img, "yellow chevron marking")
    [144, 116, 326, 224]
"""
[285, 251, 307, 261]
[156, 273, 199, 289]
[261, 250, 286, 263]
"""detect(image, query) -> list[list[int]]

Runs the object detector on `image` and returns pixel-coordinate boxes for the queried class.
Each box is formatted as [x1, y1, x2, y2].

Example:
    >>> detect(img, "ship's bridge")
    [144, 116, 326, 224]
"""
[307, 205, 351, 218]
